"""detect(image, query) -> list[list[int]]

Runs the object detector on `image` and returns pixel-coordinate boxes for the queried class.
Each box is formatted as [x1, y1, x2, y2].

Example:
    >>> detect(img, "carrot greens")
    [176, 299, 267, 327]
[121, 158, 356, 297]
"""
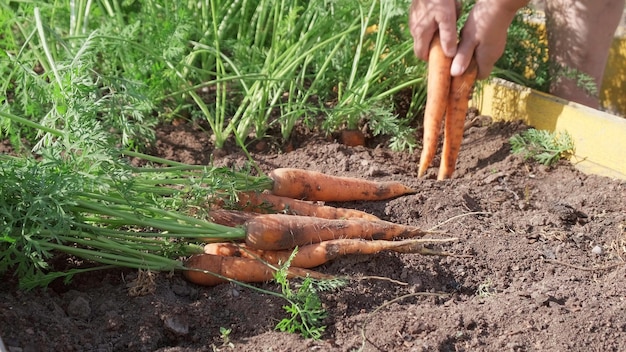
[509, 128, 575, 166]
[0, 115, 272, 290]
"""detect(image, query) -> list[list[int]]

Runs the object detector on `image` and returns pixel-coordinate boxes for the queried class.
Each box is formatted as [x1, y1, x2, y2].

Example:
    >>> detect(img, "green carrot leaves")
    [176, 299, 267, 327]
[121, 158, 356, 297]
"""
[509, 128, 575, 166]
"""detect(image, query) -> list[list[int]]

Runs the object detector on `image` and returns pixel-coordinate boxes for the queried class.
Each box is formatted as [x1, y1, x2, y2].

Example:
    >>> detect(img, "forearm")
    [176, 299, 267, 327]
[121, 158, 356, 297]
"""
[474, 0, 530, 28]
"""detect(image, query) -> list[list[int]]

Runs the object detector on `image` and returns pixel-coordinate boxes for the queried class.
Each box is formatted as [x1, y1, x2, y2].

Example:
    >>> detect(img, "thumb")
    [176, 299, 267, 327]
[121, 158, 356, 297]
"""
[450, 41, 475, 77]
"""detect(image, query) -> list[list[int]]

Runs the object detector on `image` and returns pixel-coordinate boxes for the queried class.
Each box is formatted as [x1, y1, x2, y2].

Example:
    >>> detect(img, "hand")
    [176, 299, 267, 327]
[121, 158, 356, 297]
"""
[408, 0, 460, 61]
[409, 0, 528, 79]
[453, 1, 523, 79]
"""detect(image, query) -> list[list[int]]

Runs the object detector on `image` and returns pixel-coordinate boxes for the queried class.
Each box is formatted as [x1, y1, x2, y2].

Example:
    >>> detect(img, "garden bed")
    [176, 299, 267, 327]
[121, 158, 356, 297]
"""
[2, 117, 625, 351]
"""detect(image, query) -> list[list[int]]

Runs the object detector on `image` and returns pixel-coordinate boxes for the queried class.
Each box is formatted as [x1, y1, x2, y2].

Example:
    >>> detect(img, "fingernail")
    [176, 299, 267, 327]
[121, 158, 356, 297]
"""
[450, 62, 464, 76]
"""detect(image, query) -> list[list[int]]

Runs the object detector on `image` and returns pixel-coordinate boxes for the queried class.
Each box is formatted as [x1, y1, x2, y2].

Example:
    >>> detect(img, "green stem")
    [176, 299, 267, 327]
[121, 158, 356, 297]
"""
[44, 240, 185, 271]
[34, 7, 64, 90]
[0, 111, 64, 137]
[73, 198, 246, 239]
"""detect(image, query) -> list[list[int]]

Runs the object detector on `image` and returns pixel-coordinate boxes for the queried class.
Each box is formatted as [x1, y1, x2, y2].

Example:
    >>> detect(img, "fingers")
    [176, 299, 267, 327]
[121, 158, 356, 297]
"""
[436, 15, 458, 58]
[410, 0, 519, 79]
[450, 3, 515, 79]
[410, 23, 436, 61]
[409, 0, 458, 61]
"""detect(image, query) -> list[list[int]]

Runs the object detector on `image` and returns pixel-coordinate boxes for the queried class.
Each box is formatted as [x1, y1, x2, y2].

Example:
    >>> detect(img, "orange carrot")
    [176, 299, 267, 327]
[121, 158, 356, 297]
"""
[208, 209, 261, 227]
[340, 129, 366, 147]
[183, 253, 333, 286]
[437, 58, 478, 180]
[236, 191, 380, 220]
[243, 213, 428, 251]
[204, 238, 431, 268]
[268, 168, 415, 202]
[418, 32, 453, 178]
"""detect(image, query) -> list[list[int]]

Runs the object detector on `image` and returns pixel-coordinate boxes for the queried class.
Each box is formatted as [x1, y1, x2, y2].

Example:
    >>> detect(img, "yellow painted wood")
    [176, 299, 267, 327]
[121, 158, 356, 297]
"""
[475, 79, 626, 180]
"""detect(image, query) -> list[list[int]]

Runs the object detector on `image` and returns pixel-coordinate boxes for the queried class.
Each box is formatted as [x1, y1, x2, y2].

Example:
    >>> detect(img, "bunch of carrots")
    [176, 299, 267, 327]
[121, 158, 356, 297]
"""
[418, 32, 478, 180]
[184, 31, 479, 286]
[183, 168, 450, 286]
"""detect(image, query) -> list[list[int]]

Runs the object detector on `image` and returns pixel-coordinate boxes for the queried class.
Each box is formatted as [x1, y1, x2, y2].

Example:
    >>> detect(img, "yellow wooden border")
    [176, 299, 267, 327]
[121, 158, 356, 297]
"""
[474, 78, 626, 180]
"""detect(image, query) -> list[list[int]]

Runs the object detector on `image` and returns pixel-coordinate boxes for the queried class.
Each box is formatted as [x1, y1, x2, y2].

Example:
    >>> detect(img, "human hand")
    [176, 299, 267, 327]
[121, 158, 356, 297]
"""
[409, 0, 528, 79]
[453, 1, 525, 79]
[408, 0, 460, 61]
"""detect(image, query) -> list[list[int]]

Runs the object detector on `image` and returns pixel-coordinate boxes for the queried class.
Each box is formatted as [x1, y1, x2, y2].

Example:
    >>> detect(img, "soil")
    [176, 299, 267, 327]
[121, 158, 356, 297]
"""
[1, 116, 625, 352]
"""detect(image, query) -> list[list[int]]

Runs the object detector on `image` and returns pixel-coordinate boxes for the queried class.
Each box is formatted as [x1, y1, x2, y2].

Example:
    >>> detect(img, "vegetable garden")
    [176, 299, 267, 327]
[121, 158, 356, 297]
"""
[1, 1, 625, 351]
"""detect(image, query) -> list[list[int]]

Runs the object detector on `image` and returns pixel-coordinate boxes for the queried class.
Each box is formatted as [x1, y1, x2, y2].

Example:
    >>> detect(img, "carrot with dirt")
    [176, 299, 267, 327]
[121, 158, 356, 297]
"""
[208, 209, 261, 227]
[235, 191, 380, 220]
[268, 168, 415, 202]
[437, 58, 478, 180]
[418, 32, 453, 178]
[243, 213, 429, 250]
[204, 238, 447, 269]
[183, 253, 333, 286]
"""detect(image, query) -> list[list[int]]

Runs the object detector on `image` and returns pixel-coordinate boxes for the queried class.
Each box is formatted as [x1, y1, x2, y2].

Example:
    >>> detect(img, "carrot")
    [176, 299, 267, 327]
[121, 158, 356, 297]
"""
[243, 213, 428, 250]
[418, 32, 453, 178]
[183, 253, 333, 286]
[208, 209, 260, 227]
[268, 168, 415, 202]
[437, 58, 478, 180]
[204, 238, 431, 269]
[236, 191, 380, 220]
[340, 129, 366, 147]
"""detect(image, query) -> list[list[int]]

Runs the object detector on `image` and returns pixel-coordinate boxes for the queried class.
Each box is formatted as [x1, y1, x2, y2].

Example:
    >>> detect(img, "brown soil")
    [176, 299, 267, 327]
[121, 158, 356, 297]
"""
[2, 117, 625, 352]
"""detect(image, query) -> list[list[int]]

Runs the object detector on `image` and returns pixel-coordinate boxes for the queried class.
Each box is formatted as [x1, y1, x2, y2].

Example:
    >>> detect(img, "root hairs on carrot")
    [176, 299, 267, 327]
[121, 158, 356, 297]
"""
[204, 238, 451, 268]
[243, 213, 428, 251]
[235, 191, 380, 220]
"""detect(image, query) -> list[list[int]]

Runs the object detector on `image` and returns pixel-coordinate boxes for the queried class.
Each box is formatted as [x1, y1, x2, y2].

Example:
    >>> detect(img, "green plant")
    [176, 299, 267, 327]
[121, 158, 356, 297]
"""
[274, 250, 346, 339]
[2, 1, 428, 153]
[509, 128, 575, 166]
[493, 4, 598, 97]
[0, 111, 276, 290]
[494, 6, 551, 92]
[323, 0, 425, 150]
[1, 5, 165, 151]
[215, 327, 234, 350]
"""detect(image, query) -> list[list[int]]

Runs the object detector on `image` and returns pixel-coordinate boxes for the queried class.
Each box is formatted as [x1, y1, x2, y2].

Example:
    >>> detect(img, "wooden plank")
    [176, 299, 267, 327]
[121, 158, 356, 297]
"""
[475, 79, 626, 180]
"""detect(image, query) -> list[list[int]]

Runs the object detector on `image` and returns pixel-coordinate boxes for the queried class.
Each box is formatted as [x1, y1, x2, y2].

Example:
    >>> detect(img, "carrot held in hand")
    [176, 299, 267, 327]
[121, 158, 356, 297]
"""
[437, 58, 478, 180]
[183, 253, 333, 287]
[244, 213, 428, 251]
[204, 238, 436, 269]
[268, 168, 415, 202]
[418, 32, 453, 178]
[235, 191, 380, 220]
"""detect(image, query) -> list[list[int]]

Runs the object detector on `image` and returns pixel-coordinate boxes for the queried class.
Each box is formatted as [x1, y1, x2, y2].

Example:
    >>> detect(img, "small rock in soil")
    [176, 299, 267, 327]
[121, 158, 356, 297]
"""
[105, 311, 124, 331]
[549, 202, 588, 224]
[67, 296, 91, 319]
[171, 283, 190, 297]
[163, 315, 189, 336]
[543, 249, 556, 260]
